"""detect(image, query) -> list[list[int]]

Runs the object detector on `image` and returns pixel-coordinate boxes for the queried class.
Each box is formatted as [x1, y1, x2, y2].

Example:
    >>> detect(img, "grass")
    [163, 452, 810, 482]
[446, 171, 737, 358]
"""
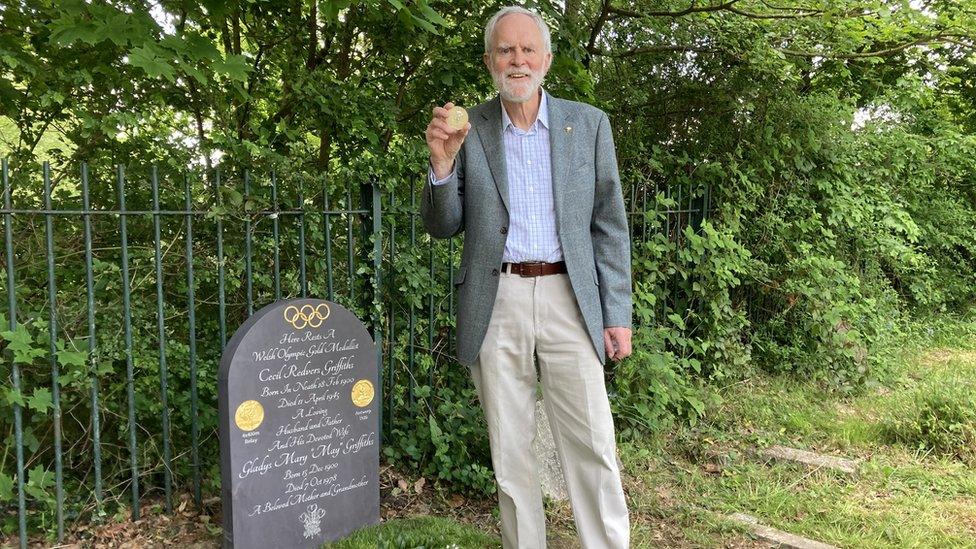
[620, 314, 976, 547]
[322, 516, 498, 548]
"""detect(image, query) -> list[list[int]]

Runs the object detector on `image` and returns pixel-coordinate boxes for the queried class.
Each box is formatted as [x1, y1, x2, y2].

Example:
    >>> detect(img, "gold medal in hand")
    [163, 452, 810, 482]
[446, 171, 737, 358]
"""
[446, 106, 468, 131]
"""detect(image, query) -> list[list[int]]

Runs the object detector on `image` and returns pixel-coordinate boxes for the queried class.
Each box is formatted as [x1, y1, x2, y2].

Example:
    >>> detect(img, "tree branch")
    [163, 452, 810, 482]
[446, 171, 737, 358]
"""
[589, 44, 722, 57]
[607, 1, 870, 20]
[306, 1, 318, 70]
[608, 0, 741, 19]
[776, 34, 948, 59]
[382, 57, 419, 152]
[585, 0, 612, 64]
[725, 6, 822, 19]
[186, 79, 213, 172]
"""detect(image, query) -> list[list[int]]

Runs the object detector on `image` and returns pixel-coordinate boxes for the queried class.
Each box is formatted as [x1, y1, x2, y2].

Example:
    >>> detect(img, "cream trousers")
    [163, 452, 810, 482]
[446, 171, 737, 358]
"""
[470, 271, 630, 549]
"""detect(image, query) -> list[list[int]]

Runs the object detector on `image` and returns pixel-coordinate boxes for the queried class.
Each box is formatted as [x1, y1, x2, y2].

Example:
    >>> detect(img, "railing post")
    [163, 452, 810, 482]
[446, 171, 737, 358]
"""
[81, 162, 103, 510]
[244, 170, 254, 316]
[3, 158, 28, 549]
[151, 166, 174, 513]
[184, 175, 202, 507]
[408, 185, 416, 407]
[214, 167, 227, 348]
[298, 176, 308, 297]
[271, 170, 281, 301]
[370, 180, 383, 445]
[386, 191, 396, 438]
[347, 185, 355, 304]
[117, 164, 141, 520]
[42, 162, 65, 541]
[322, 176, 335, 302]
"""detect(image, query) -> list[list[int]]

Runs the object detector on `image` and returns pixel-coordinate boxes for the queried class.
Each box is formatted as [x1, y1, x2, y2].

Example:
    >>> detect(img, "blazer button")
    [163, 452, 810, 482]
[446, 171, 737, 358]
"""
[491, 268, 499, 277]
[500, 226, 508, 235]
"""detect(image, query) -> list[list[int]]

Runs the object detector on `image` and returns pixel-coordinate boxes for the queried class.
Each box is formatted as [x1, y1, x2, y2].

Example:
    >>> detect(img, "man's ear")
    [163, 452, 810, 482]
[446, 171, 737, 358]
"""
[483, 52, 490, 70]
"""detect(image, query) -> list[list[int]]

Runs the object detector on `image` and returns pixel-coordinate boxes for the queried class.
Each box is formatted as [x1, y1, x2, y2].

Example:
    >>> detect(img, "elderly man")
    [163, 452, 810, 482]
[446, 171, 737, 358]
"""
[422, 6, 632, 548]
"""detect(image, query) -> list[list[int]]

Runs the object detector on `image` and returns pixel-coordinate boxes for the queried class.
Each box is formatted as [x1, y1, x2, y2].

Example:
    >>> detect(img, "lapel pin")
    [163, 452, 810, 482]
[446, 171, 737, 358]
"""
[564, 126, 573, 134]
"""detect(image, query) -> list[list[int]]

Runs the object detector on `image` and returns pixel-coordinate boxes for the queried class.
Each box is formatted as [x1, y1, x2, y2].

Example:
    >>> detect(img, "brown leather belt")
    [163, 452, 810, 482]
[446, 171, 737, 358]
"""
[501, 261, 568, 277]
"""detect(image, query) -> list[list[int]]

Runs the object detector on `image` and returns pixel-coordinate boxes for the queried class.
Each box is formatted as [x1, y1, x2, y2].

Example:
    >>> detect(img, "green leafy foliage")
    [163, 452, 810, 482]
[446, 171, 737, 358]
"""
[382, 355, 495, 496]
[1, 0, 975, 537]
[1, 325, 46, 364]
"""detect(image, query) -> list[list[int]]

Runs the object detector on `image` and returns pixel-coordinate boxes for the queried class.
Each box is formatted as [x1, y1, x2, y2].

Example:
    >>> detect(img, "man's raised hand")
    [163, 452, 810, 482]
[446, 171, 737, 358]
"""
[426, 102, 471, 180]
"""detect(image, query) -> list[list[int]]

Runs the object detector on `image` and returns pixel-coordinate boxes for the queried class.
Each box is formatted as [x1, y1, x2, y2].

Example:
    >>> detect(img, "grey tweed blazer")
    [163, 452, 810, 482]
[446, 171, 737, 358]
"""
[421, 93, 632, 366]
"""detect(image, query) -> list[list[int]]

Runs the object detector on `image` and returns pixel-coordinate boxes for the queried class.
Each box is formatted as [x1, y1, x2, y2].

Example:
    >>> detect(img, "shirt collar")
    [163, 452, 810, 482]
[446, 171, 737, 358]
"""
[501, 89, 549, 133]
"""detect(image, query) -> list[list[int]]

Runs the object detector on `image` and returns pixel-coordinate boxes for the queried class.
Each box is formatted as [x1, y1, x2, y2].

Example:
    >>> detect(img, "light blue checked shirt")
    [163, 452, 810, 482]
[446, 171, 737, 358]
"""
[431, 92, 562, 263]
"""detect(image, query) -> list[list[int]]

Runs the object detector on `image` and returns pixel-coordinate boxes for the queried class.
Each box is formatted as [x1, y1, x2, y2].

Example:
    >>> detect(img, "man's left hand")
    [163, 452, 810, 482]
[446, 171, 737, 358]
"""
[603, 327, 633, 362]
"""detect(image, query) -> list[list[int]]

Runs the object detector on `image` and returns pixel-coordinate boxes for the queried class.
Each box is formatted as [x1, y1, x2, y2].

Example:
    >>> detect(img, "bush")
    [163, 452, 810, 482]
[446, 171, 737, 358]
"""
[381, 357, 495, 496]
[882, 379, 976, 463]
[612, 193, 752, 435]
[611, 326, 717, 436]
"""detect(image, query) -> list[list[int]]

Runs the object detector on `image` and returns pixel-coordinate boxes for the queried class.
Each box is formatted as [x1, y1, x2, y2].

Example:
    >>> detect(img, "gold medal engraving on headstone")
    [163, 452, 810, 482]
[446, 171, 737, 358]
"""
[235, 400, 264, 431]
[351, 379, 375, 407]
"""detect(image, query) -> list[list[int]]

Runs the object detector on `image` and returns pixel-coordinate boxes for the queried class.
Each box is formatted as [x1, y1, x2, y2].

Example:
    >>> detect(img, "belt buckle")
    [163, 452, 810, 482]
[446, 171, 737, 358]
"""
[520, 261, 545, 277]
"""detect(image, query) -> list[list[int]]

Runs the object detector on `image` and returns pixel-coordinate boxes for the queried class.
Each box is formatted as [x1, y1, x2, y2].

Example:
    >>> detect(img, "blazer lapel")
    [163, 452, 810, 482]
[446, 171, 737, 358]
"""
[548, 93, 576, 232]
[476, 96, 510, 213]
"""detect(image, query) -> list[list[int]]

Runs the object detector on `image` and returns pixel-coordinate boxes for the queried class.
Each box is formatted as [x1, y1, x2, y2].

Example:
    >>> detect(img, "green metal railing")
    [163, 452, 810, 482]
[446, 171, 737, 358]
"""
[628, 175, 713, 320]
[0, 160, 382, 547]
[382, 184, 462, 427]
[1, 159, 709, 546]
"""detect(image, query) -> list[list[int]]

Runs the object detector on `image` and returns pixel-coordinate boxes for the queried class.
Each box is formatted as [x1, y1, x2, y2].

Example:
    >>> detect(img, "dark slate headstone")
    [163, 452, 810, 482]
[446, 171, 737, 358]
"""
[219, 298, 379, 549]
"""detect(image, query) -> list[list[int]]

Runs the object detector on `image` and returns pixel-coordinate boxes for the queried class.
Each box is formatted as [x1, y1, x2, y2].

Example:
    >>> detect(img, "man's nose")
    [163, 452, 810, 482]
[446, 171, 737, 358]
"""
[511, 49, 525, 65]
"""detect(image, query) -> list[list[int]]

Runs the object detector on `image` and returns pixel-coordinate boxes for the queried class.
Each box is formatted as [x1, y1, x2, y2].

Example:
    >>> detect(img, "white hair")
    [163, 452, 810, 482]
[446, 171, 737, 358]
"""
[483, 6, 552, 55]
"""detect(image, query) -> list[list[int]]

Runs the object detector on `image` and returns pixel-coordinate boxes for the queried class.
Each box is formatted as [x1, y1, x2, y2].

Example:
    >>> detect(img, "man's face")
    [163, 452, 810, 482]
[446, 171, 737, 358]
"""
[484, 14, 552, 104]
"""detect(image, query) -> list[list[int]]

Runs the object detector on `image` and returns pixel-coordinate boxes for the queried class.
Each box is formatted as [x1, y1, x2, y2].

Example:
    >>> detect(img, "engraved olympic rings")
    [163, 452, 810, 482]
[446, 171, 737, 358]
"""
[283, 303, 330, 329]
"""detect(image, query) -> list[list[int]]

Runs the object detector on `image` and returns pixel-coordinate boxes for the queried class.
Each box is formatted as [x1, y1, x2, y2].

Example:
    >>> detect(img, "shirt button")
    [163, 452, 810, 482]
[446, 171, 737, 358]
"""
[500, 226, 508, 235]
[527, 160, 532, 165]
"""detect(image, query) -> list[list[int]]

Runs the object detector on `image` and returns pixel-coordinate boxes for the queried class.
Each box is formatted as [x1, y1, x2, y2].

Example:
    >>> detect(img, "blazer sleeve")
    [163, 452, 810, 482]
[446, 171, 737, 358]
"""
[591, 112, 633, 329]
[420, 147, 465, 239]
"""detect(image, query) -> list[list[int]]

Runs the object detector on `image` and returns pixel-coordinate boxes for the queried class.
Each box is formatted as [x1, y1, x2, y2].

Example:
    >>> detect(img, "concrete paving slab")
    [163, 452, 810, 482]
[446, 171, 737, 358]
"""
[725, 512, 840, 549]
[762, 445, 859, 475]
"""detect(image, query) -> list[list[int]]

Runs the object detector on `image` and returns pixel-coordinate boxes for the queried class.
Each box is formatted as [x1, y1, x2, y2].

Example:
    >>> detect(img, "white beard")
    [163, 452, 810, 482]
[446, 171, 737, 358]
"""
[492, 68, 545, 104]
